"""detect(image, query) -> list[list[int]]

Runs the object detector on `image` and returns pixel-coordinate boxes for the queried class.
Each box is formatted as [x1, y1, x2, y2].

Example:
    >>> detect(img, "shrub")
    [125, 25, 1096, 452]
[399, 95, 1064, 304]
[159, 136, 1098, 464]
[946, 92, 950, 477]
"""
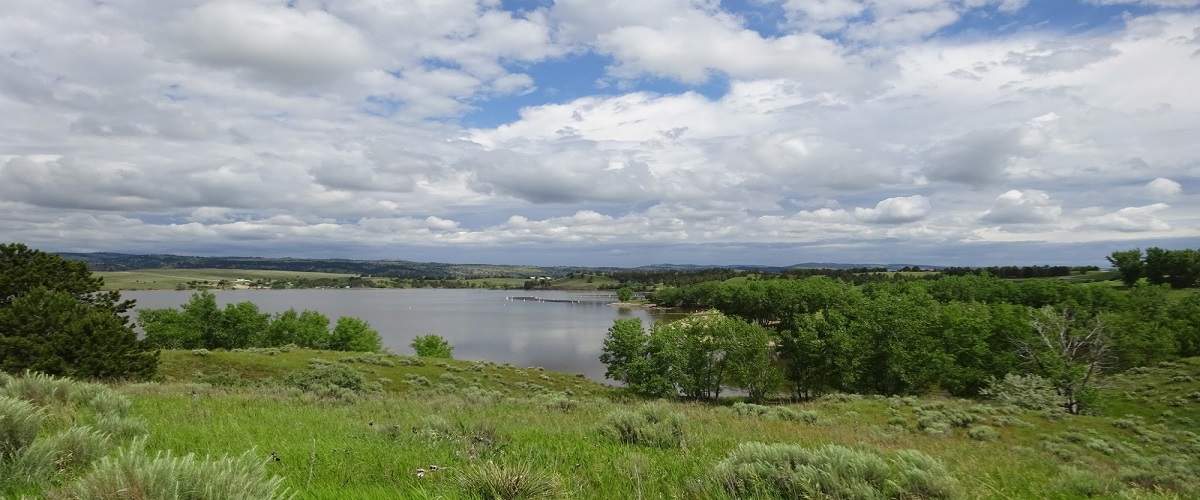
[1, 395, 44, 460]
[981, 374, 1062, 411]
[86, 390, 132, 417]
[712, 442, 957, 499]
[0, 371, 109, 409]
[93, 414, 149, 441]
[48, 442, 289, 500]
[599, 405, 685, 448]
[457, 460, 561, 500]
[731, 402, 817, 423]
[284, 363, 369, 393]
[1054, 466, 1117, 497]
[14, 425, 112, 480]
[411, 334, 454, 358]
[967, 425, 999, 441]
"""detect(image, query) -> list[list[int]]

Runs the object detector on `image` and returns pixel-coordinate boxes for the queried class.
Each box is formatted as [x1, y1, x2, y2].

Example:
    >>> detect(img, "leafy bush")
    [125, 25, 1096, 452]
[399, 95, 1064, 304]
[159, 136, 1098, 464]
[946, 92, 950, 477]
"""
[731, 402, 818, 423]
[48, 441, 289, 500]
[981, 374, 1062, 411]
[1, 395, 44, 460]
[456, 460, 561, 500]
[14, 425, 112, 480]
[599, 404, 685, 448]
[712, 442, 957, 499]
[284, 363, 371, 394]
[967, 425, 999, 441]
[411, 334, 454, 358]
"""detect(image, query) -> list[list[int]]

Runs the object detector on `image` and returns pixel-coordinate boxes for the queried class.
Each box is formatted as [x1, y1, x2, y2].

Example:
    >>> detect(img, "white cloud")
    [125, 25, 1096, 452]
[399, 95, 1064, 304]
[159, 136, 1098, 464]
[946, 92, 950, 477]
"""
[855, 195, 932, 223]
[1145, 177, 1183, 198]
[179, 2, 373, 85]
[980, 189, 1062, 223]
[0, 1, 1197, 263]
[1083, 204, 1173, 232]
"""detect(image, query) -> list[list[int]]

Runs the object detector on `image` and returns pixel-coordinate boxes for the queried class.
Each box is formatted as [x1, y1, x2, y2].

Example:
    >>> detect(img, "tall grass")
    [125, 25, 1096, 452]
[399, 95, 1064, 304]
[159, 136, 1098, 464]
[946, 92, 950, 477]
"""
[0, 395, 43, 460]
[48, 441, 290, 500]
[14, 425, 112, 480]
[599, 404, 685, 448]
[456, 460, 561, 500]
[711, 442, 958, 499]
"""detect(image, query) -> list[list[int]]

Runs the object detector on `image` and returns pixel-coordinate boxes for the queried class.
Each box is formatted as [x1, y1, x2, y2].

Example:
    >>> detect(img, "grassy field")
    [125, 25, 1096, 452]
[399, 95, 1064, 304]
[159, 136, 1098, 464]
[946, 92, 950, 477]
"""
[97, 269, 356, 290]
[5, 349, 1198, 498]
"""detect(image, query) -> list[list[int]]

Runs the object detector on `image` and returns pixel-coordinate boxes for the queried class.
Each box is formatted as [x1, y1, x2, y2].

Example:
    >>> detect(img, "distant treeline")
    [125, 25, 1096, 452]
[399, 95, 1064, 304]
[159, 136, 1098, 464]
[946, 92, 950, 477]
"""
[1108, 247, 1200, 289]
[940, 265, 1099, 279]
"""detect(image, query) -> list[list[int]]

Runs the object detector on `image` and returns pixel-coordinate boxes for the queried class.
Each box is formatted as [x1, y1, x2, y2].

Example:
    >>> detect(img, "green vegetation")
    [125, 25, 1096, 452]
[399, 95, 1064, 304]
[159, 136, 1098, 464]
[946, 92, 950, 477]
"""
[1108, 247, 1200, 289]
[410, 334, 454, 359]
[3, 350, 1199, 498]
[0, 243, 157, 379]
[645, 274, 1200, 413]
[96, 268, 357, 290]
[139, 291, 382, 352]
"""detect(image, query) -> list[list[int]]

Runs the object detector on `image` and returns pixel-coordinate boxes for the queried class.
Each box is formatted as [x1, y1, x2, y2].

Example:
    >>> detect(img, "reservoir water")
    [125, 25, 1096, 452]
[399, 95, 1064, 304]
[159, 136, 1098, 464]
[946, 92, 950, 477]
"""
[122, 289, 680, 382]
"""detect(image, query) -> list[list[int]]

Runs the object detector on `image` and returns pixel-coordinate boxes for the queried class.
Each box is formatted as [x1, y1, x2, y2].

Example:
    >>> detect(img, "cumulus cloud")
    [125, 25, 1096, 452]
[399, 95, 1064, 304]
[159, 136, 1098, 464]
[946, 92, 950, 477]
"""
[1083, 204, 1173, 232]
[855, 196, 932, 224]
[0, 1, 1198, 263]
[1145, 177, 1183, 198]
[981, 190, 1062, 224]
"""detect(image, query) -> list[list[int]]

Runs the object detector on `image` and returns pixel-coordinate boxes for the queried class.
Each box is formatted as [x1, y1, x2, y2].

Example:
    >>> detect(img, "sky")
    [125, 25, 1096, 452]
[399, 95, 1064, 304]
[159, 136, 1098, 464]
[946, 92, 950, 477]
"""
[1, 0, 1199, 267]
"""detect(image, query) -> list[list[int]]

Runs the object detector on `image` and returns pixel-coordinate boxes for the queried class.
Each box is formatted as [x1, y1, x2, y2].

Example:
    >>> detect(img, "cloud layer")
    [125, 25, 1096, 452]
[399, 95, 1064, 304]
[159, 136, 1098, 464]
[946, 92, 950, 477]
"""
[0, 0, 1198, 264]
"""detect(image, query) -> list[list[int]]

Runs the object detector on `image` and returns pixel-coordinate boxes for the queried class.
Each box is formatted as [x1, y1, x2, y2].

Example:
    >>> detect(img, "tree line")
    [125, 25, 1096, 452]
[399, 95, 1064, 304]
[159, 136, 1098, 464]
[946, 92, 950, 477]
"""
[603, 274, 1200, 412]
[1107, 247, 1200, 288]
[138, 291, 382, 352]
[939, 265, 1097, 279]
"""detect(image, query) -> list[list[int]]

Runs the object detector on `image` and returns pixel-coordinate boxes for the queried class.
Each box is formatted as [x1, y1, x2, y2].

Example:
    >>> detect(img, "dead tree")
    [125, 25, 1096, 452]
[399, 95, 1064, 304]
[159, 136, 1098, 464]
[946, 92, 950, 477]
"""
[1019, 306, 1110, 414]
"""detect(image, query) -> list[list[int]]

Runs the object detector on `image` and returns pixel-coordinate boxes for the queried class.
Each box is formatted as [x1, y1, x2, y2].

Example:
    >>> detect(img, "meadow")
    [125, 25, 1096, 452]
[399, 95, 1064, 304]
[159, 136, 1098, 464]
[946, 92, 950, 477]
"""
[4, 348, 1198, 499]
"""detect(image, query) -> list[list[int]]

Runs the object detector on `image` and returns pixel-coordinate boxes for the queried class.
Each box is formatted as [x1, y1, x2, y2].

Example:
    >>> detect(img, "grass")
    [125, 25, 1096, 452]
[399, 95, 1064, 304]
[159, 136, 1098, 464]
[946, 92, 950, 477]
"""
[3, 352, 1200, 498]
[97, 268, 356, 290]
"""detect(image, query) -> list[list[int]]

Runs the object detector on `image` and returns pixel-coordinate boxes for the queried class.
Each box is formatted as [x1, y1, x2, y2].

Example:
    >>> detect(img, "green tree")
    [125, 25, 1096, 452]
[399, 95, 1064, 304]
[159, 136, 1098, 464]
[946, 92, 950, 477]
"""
[616, 287, 634, 302]
[1106, 249, 1144, 287]
[1020, 306, 1110, 414]
[724, 320, 781, 402]
[328, 317, 382, 352]
[220, 301, 270, 349]
[1144, 247, 1170, 286]
[600, 318, 647, 385]
[411, 334, 453, 358]
[0, 243, 157, 379]
[262, 309, 330, 348]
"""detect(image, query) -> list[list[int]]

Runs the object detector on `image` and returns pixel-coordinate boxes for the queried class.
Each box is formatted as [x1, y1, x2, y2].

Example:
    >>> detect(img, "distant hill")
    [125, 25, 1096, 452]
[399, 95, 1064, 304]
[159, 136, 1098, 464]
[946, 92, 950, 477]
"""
[57, 252, 938, 278]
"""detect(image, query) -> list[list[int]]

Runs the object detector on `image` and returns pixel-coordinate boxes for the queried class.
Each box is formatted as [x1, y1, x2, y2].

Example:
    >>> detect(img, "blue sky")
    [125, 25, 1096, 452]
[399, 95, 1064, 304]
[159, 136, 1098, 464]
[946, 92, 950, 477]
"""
[0, 0, 1198, 266]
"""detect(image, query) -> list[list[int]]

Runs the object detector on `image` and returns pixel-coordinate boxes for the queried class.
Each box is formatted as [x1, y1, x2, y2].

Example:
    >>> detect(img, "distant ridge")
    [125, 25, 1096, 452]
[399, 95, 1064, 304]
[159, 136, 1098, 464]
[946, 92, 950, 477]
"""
[58, 251, 940, 278]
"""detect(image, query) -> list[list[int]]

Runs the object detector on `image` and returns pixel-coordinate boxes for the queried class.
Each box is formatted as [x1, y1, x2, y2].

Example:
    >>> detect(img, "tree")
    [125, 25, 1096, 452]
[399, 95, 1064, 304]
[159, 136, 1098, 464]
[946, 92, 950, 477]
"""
[411, 334, 453, 358]
[1144, 247, 1170, 286]
[220, 301, 271, 349]
[1106, 249, 1144, 287]
[777, 311, 853, 399]
[600, 318, 647, 385]
[328, 317, 382, 352]
[0, 243, 157, 379]
[1019, 306, 1109, 414]
[616, 287, 635, 302]
[724, 320, 781, 402]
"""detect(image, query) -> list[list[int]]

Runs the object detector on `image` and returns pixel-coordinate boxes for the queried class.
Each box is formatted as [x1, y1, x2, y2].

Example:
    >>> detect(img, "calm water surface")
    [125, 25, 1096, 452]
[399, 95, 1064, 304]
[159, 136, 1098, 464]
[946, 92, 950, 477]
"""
[122, 289, 680, 382]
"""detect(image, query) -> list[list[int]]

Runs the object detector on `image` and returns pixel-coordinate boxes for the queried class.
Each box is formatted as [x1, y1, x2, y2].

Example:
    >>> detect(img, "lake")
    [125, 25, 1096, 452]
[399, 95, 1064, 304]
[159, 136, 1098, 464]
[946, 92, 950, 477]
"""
[122, 289, 681, 382]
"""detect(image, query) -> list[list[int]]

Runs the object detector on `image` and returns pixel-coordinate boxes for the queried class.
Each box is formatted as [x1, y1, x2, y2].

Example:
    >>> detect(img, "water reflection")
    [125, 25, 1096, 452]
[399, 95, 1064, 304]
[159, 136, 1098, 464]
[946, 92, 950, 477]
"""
[123, 289, 682, 382]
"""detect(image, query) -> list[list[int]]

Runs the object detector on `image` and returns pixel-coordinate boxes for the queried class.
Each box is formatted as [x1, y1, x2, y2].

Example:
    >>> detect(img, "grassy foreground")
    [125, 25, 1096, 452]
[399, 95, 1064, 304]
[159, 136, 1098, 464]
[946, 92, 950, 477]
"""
[5, 350, 1200, 499]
